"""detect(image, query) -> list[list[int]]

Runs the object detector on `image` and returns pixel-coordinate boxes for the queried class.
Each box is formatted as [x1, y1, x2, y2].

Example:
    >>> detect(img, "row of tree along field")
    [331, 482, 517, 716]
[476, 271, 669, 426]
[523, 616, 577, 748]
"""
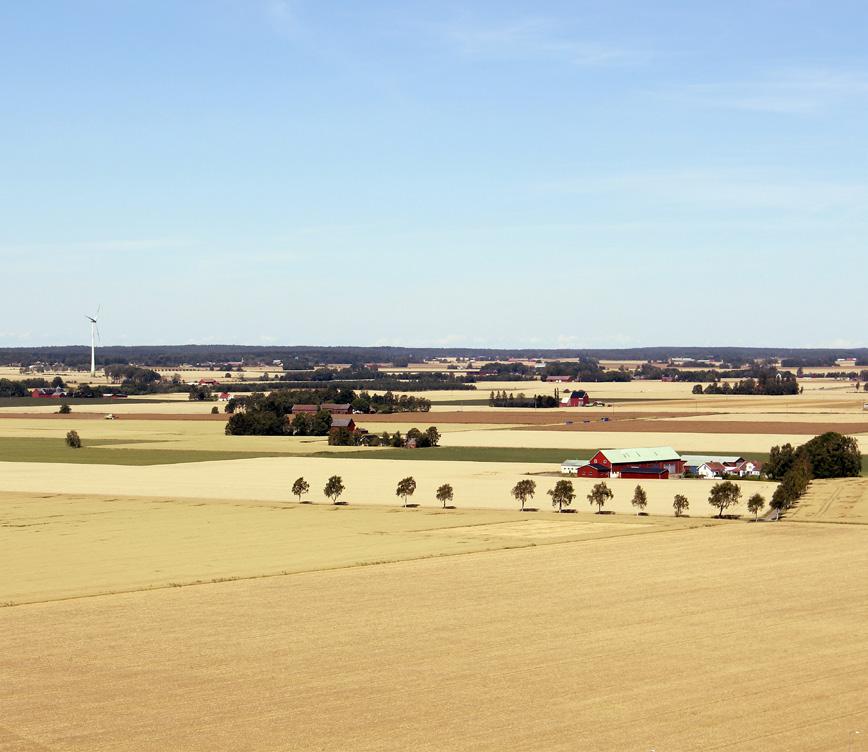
[285, 473, 766, 519]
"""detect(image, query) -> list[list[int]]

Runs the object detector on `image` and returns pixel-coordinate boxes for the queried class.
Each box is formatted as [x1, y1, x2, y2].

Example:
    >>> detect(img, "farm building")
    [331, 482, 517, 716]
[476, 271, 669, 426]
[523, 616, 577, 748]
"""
[576, 463, 611, 478]
[589, 447, 685, 478]
[620, 466, 670, 479]
[30, 387, 67, 398]
[695, 459, 764, 479]
[292, 404, 352, 415]
[198, 378, 219, 386]
[559, 460, 612, 478]
[321, 403, 352, 414]
[560, 390, 590, 407]
[546, 375, 573, 383]
[330, 416, 356, 432]
[560, 460, 588, 475]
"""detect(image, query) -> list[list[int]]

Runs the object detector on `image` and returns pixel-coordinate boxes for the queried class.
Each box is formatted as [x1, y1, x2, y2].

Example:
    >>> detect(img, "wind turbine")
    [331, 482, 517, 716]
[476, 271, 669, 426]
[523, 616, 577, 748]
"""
[86, 306, 101, 377]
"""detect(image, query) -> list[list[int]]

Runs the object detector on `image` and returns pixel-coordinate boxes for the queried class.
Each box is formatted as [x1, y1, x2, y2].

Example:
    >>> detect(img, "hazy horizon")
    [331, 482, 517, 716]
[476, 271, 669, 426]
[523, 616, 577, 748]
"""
[2, 1, 866, 348]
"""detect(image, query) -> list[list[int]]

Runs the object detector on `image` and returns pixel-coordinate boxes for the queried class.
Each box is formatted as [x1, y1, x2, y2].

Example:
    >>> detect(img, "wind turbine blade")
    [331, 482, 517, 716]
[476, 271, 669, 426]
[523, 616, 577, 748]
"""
[96, 322, 102, 344]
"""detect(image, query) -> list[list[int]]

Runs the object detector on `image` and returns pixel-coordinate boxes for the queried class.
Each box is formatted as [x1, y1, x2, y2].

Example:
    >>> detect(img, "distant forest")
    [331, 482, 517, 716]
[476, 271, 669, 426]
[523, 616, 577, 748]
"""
[1, 345, 866, 369]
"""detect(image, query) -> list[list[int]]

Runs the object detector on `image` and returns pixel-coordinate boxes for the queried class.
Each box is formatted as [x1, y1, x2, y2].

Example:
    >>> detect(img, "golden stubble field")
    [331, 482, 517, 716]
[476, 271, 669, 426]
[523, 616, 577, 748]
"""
[0, 491, 702, 605]
[3, 508, 868, 751]
[0, 457, 780, 519]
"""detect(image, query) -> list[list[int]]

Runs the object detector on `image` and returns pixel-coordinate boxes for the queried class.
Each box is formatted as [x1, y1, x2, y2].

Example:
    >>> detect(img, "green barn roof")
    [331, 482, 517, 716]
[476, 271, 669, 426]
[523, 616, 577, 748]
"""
[598, 447, 682, 464]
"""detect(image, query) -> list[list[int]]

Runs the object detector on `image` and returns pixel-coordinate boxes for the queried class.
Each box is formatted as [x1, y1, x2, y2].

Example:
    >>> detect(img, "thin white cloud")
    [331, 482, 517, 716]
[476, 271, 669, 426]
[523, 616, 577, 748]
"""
[443, 16, 636, 66]
[537, 169, 868, 212]
[668, 68, 868, 113]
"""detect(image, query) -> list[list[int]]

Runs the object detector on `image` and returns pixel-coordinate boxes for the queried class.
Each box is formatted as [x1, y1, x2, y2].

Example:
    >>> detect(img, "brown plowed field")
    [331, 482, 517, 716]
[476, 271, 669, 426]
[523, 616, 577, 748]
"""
[530, 419, 868, 435]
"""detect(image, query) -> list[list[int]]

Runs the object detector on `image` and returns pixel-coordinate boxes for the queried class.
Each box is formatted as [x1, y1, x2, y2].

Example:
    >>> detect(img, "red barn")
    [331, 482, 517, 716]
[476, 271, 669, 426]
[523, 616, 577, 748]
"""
[560, 389, 590, 407]
[321, 403, 352, 414]
[590, 447, 684, 478]
[576, 463, 611, 478]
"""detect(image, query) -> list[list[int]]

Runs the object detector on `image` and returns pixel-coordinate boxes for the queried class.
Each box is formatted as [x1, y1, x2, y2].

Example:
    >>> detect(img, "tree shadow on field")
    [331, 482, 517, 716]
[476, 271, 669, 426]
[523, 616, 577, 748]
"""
[521, 507, 538, 513]
[558, 508, 577, 514]
[443, 505, 457, 510]
[595, 510, 615, 515]
[333, 501, 349, 506]
[404, 503, 420, 509]
[300, 500, 313, 505]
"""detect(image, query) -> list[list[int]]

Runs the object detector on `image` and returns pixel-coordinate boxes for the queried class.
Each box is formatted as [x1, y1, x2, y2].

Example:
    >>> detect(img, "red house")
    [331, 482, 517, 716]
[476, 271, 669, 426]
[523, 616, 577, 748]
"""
[590, 447, 684, 477]
[546, 375, 573, 383]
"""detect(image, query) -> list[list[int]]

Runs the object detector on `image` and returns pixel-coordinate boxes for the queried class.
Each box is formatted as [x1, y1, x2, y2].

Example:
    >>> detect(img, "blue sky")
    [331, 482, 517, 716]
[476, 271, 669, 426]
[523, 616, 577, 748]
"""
[1, 1, 866, 348]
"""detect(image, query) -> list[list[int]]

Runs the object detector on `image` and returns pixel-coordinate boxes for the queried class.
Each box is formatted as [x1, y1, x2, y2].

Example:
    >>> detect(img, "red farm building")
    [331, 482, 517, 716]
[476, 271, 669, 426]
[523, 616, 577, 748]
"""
[589, 447, 684, 478]
[576, 463, 611, 478]
[560, 389, 590, 407]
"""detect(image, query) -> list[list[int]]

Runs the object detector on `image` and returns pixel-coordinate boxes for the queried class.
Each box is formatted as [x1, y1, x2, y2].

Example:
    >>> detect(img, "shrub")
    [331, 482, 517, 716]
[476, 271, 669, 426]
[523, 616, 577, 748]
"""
[65, 430, 81, 448]
[58, 402, 71, 414]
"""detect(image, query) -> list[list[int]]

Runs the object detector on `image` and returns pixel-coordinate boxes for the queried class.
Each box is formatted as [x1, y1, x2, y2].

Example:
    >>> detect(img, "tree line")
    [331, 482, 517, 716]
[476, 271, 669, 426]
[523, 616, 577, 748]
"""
[764, 432, 862, 512]
[284, 474, 771, 520]
[488, 390, 559, 408]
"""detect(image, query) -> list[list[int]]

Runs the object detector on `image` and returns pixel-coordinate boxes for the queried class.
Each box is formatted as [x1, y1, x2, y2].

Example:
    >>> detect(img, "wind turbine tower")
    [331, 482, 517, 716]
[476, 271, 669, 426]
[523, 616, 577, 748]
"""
[86, 309, 100, 377]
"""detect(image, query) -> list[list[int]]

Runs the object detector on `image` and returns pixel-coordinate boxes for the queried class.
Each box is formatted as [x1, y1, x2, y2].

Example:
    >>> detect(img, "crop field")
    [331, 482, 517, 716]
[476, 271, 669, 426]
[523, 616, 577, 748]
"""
[0, 456, 780, 518]
[0, 490, 701, 606]
[2, 367, 867, 750]
[3, 493, 868, 751]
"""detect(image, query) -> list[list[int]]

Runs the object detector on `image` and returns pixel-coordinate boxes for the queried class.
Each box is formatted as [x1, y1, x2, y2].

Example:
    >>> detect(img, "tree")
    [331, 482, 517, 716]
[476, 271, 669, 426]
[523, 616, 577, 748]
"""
[58, 402, 71, 414]
[65, 430, 81, 448]
[291, 476, 310, 503]
[587, 481, 613, 514]
[747, 493, 765, 521]
[511, 479, 537, 511]
[673, 494, 689, 517]
[210, 405, 219, 414]
[425, 426, 441, 447]
[708, 480, 742, 518]
[692, 384, 703, 394]
[396, 476, 417, 507]
[631, 484, 648, 515]
[799, 432, 861, 479]
[548, 480, 575, 512]
[323, 475, 345, 504]
[765, 442, 797, 480]
[436, 483, 454, 509]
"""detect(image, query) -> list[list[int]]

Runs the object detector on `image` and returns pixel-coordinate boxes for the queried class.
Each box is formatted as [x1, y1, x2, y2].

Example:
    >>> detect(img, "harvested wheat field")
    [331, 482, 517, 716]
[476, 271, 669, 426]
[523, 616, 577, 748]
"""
[3, 511, 868, 751]
[2, 491, 697, 605]
[787, 477, 868, 524]
[0, 457, 778, 517]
